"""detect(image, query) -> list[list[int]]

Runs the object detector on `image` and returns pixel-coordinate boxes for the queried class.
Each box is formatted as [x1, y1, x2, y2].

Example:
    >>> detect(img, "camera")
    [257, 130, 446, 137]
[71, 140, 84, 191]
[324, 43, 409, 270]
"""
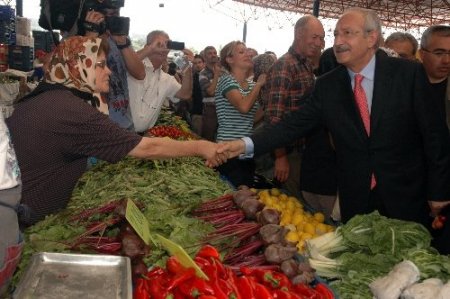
[167, 41, 185, 51]
[82, 0, 129, 36]
[39, 0, 127, 34]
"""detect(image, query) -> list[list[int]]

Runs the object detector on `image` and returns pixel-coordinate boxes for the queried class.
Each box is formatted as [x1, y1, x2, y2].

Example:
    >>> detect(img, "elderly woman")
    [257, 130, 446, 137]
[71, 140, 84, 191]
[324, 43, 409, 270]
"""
[6, 36, 225, 227]
[215, 41, 266, 187]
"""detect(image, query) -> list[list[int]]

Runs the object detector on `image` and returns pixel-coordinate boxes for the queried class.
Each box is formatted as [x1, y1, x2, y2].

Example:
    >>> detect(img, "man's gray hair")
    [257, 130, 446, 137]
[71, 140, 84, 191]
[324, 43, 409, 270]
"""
[420, 25, 450, 49]
[385, 32, 418, 55]
[146, 30, 169, 45]
[294, 14, 318, 31]
[345, 7, 383, 48]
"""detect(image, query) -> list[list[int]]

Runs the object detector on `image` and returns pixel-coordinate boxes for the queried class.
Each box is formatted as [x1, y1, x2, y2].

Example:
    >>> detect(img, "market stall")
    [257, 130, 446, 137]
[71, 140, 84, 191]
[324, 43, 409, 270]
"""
[7, 112, 449, 299]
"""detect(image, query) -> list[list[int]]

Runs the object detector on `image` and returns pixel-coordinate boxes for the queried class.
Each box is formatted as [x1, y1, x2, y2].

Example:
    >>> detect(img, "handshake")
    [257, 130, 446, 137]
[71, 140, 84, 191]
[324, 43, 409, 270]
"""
[203, 139, 247, 168]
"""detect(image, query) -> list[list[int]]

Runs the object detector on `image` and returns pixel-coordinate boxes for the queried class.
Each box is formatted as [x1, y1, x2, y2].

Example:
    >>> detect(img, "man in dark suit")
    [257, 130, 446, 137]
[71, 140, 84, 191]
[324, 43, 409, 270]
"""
[220, 8, 450, 225]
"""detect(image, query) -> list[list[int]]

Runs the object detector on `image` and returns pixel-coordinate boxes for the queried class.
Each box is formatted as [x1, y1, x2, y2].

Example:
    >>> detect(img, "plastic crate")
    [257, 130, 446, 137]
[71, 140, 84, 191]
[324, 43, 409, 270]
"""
[8, 45, 33, 71]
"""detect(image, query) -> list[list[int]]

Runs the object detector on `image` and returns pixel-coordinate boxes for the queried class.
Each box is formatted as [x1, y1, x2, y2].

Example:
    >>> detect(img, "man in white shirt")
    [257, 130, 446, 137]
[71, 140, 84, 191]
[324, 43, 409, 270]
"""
[128, 30, 193, 133]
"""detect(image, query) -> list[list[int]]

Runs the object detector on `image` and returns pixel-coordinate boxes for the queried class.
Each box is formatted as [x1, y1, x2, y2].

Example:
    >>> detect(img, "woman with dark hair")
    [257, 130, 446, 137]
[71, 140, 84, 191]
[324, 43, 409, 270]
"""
[215, 41, 266, 187]
[6, 36, 226, 227]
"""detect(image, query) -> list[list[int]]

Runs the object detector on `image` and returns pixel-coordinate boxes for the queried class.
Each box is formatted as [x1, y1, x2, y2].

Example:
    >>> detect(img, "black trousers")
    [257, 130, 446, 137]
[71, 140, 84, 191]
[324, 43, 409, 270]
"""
[217, 158, 255, 188]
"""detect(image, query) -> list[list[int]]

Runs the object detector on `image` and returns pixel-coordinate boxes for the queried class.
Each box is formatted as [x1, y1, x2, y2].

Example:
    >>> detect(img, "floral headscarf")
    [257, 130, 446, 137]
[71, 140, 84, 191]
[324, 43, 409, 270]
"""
[45, 36, 102, 94]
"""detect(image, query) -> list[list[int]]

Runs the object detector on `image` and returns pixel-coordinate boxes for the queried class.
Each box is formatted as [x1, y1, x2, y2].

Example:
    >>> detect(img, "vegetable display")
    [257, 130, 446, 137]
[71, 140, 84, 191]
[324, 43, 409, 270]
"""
[13, 154, 231, 286]
[306, 211, 450, 298]
[134, 244, 334, 299]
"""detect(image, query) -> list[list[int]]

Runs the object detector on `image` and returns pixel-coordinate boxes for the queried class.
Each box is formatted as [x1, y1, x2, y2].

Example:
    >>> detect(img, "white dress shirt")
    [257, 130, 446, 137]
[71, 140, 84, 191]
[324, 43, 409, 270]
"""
[128, 58, 181, 132]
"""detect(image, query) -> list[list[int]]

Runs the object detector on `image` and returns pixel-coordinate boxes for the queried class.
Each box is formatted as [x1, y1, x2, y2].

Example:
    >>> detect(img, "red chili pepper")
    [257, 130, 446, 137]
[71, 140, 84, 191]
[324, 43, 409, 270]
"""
[148, 279, 170, 299]
[253, 282, 274, 299]
[145, 266, 165, 279]
[212, 258, 227, 279]
[178, 276, 215, 298]
[134, 278, 150, 299]
[315, 283, 334, 299]
[167, 268, 196, 291]
[195, 256, 212, 269]
[292, 283, 321, 299]
[166, 256, 188, 275]
[242, 268, 291, 290]
[272, 289, 293, 299]
[236, 276, 255, 299]
[197, 245, 221, 260]
[198, 296, 218, 299]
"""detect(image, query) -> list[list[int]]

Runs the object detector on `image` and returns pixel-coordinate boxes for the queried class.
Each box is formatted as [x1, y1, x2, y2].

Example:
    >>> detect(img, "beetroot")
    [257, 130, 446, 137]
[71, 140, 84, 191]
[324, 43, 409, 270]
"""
[264, 244, 297, 264]
[291, 271, 316, 285]
[280, 259, 299, 278]
[240, 198, 264, 220]
[233, 189, 257, 207]
[257, 208, 280, 225]
[259, 224, 287, 245]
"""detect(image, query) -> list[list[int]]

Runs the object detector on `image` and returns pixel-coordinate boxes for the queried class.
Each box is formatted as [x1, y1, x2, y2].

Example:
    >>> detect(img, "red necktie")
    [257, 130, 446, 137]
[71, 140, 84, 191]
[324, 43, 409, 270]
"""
[354, 74, 376, 189]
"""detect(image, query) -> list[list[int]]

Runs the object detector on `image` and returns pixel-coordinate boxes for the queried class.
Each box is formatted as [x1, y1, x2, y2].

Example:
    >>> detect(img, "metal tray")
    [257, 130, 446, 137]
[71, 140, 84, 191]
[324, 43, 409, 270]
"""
[13, 252, 132, 299]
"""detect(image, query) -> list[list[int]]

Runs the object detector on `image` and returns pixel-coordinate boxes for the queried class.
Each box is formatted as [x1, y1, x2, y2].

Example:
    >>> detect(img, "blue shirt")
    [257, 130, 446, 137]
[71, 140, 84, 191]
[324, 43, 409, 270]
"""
[347, 55, 376, 113]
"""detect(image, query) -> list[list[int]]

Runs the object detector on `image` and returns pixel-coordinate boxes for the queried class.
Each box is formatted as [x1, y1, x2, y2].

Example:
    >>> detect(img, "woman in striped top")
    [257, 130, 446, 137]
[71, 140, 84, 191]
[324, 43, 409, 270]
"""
[215, 40, 266, 187]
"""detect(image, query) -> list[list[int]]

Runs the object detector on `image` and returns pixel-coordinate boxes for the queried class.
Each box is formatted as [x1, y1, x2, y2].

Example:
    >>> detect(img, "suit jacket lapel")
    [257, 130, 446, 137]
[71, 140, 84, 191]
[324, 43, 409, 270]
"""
[371, 51, 391, 135]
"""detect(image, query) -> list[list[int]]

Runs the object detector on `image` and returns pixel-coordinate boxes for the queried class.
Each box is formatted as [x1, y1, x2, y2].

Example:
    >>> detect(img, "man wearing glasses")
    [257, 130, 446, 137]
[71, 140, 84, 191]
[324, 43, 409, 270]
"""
[419, 25, 450, 130]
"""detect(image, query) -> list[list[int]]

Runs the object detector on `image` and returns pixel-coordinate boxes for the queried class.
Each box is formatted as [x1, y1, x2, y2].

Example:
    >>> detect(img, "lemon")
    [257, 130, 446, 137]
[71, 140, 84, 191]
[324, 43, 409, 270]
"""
[249, 188, 257, 193]
[301, 232, 313, 240]
[258, 189, 270, 199]
[270, 188, 281, 196]
[286, 200, 296, 211]
[292, 213, 305, 226]
[286, 231, 300, 243]
[315, 223, 328, 235]
[303, 222, 316, 235]
[280, 213, 292, 226]
[279, 193, 288, 201]
[313, 212, 325, 223]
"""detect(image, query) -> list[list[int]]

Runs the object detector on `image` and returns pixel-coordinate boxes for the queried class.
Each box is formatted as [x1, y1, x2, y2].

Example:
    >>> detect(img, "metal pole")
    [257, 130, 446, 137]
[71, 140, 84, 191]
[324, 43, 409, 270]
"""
[16, 0, 23, 16]
[243, 21, 247, 43]
[313, 0, 320, 17]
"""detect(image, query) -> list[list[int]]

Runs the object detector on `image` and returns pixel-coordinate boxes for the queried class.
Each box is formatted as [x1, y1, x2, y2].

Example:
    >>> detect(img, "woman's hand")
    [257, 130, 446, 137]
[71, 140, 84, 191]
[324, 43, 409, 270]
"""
[255, 73, 267, 87]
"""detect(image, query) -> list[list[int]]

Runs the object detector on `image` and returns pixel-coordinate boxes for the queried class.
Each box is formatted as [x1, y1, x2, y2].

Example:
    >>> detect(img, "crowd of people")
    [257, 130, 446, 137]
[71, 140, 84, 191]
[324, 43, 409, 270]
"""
[0, 4, 449, 294]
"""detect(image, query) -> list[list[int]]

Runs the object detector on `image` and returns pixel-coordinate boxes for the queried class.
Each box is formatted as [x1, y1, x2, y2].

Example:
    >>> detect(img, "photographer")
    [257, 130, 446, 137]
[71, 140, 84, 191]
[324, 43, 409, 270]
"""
[83, 7, 145, 130]
[128, 30, 193, 133]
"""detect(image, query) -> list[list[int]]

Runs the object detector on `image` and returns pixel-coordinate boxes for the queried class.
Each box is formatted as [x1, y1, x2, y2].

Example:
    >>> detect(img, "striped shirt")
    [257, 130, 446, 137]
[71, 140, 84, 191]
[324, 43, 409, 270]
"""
[215, 73, 259, 141]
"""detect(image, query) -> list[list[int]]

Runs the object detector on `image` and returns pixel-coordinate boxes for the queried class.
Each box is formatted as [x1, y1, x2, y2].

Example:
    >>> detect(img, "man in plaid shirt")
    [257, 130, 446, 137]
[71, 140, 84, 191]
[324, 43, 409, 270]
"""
[261, 15, 325, 198]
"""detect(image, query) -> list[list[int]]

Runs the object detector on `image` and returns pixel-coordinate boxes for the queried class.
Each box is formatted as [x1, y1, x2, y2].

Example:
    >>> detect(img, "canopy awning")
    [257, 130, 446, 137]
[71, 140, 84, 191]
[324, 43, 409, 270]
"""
[233, 0, 450, 29]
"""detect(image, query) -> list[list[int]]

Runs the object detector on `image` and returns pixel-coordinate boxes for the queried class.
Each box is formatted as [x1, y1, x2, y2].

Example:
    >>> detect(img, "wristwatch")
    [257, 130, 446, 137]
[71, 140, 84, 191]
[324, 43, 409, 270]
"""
[117, 37, 131, 50]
